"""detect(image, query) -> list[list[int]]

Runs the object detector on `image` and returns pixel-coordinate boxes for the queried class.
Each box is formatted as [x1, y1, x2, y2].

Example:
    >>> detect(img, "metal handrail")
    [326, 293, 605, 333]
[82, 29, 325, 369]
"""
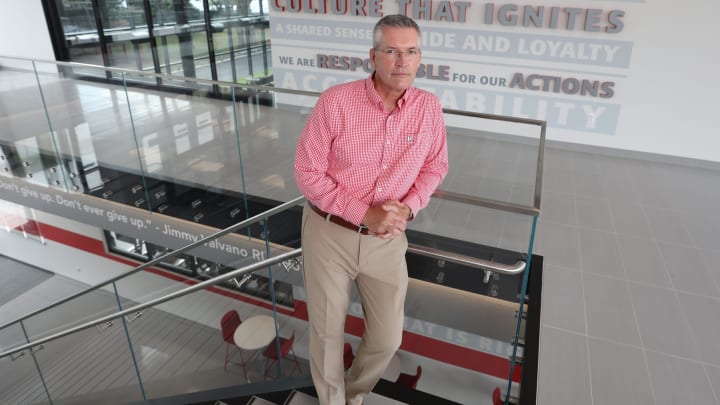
[408, 244, 525, 275]
[0, 195, 305, 332]
[0, 242, 524, 361]
[0, 231, 528, 359]
[432, 189, 540, 217]
[0, 249, 302, 360]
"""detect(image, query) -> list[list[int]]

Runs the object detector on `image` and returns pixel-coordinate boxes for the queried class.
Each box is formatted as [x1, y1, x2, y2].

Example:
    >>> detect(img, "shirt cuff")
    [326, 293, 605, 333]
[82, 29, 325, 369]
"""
[403, 195, 422, 222]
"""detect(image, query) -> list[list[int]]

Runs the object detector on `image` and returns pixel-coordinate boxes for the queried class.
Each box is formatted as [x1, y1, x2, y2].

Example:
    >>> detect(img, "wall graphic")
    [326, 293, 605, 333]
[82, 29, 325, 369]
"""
[0, 176, 301, 275]
[269, 1, 635, 136]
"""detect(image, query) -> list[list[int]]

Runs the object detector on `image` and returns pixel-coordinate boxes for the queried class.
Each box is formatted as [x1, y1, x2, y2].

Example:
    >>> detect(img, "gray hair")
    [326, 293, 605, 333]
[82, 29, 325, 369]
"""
[372, 14, 421, 49]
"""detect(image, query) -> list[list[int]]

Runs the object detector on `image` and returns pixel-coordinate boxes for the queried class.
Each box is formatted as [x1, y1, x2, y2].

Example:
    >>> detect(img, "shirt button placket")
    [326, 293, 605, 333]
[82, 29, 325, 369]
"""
[385, 114, 394, 146]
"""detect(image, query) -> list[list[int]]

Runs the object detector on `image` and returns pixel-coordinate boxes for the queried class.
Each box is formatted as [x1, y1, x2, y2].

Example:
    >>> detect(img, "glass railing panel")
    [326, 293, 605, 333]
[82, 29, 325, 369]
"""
[443, 116, 542, 210]
[0, 321, 29, 357]
[31, 64, 156, 210]
[104, 194, 304, 313]
[410, 198, 534, 254]
[30, 318, 144, 404]
[0, 57, 51, 101]
[403, 212, 535, 404]
[126, 287, 241, 399]
[30, 60, 98, 193]
[0, 345, 51, 405]
[101, 206, 306, 398]
[0, 58, 53, 188]
[70, 214, 298, 400]
[111, 262, 201, 314]
[233, 87, 314, 203]
[403, 126, 539, 404]
[406, 200, 534, 311]
[0, 252, 309, 404]
[401, 276, 526, 404]
[120, 72, 247, 215]
[253, 215, 302, 306]
[235, 246, 308, 384]
[0, 56, 542, 404]
[0, 201, 45, 243]
[76, 247, 304, 401]
[108, 234, 270, 308]
[124, 284, 297, 400]
[18, 283, 125, 343]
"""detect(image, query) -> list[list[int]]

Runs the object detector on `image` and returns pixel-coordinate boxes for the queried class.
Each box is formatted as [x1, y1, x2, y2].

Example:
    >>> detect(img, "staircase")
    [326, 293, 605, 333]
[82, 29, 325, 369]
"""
[136, 377, 461, 405]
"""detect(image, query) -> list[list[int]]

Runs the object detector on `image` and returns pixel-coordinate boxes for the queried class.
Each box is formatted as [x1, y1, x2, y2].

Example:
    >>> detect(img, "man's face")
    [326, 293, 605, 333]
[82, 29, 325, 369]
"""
[370, 26, 422, 97]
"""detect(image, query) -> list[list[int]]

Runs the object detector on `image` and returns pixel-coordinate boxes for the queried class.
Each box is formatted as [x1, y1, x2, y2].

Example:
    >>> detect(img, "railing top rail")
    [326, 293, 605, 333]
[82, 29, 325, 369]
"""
[441, 107, 545, 127]
[0, 195, 305, 332]
[408, 243, 525, 275]
[432, 190, 540, 217]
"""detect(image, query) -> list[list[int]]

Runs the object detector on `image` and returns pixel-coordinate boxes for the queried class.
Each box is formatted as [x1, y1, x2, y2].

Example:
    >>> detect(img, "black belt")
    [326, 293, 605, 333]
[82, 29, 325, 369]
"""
[308, 203, 369, 235]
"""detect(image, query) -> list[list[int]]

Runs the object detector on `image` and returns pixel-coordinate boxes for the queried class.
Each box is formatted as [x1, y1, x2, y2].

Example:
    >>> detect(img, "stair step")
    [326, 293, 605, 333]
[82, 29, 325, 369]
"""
[247, 396, 278, 405]
[284, 390, 319, 405]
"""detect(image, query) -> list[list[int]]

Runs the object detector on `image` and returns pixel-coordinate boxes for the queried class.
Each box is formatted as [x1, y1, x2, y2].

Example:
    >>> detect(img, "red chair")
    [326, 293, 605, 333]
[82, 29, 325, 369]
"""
[221, 310, 247, 380]
[395, 365, 422, 389]
[262, 330, 302, 379]
[492, 387, 503, 405]
[343, 342, 355, 370]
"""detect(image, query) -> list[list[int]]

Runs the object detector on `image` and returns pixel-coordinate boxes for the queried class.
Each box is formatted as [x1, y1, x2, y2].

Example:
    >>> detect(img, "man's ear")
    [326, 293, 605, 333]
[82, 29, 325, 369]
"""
[369, 48, 376, 68]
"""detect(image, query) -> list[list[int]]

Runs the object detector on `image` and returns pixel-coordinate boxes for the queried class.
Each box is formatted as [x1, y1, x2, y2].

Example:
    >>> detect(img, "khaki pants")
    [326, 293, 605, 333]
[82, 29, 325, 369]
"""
[301, 204, 408, 405]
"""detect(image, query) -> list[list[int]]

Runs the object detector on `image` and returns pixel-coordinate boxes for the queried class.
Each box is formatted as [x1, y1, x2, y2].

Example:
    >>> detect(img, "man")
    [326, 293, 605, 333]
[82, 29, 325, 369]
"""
[294, 14, 448, 405]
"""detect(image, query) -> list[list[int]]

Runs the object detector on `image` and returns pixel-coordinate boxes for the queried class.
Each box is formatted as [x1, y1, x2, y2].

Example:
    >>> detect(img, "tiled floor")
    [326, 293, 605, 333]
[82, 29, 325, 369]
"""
[1, 66, 720, 404]
[535, 149, 720, 405]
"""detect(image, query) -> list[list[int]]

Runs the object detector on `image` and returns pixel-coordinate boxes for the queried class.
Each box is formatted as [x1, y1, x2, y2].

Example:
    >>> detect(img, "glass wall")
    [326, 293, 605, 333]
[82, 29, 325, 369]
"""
[50, 0, 272, 85]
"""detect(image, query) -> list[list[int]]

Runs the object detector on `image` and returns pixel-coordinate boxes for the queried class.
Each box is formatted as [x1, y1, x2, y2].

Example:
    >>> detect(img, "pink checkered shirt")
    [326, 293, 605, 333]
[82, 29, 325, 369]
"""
[294, 76, 449, 226]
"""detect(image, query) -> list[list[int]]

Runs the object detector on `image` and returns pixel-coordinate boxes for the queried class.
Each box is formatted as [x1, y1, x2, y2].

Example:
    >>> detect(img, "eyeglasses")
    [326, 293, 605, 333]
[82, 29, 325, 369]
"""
[375, 48, 421, 59]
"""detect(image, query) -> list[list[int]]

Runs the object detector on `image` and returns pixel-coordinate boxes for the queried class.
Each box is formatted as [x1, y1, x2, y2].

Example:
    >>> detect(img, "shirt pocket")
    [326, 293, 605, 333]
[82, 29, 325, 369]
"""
[398, 131, 432, 161]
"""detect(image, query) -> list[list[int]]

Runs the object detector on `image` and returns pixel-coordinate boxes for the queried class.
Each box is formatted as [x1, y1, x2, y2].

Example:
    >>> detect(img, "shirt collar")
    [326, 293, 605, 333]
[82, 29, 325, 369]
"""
[365, 73, 415, 111]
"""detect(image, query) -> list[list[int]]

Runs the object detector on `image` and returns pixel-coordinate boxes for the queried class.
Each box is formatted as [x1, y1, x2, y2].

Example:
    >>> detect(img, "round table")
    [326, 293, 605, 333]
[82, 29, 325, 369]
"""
[233, 314, 277, 350]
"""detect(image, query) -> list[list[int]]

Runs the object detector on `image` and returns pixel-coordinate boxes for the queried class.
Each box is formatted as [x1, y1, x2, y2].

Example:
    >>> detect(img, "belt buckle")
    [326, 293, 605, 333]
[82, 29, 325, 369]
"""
[357, 224, 367, 235]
